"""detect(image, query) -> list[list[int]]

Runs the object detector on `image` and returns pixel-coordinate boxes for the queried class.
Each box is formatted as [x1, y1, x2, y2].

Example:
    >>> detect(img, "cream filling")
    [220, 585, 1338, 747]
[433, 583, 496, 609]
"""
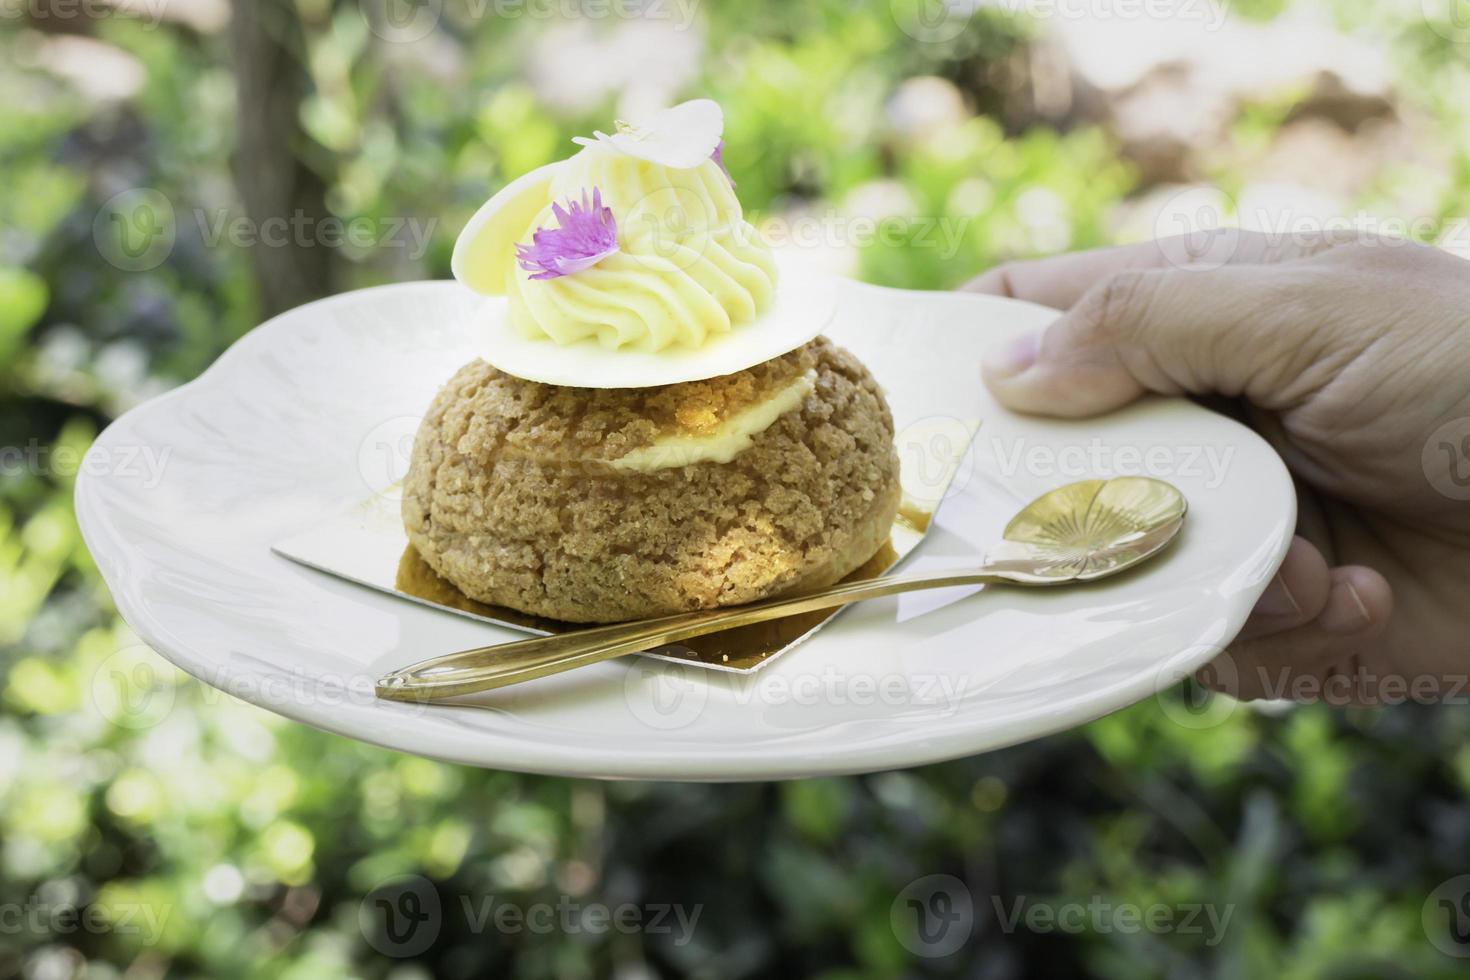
[607, 369, 817, 472]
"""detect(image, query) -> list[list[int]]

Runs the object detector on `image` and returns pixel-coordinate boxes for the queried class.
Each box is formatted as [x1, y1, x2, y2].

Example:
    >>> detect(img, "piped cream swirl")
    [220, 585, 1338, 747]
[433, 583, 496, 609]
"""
[505, 144, 777, 353]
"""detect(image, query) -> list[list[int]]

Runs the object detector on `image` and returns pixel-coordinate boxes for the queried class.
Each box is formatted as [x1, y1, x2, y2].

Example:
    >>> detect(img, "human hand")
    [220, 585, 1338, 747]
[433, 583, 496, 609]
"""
[966, 230, 1470, 703]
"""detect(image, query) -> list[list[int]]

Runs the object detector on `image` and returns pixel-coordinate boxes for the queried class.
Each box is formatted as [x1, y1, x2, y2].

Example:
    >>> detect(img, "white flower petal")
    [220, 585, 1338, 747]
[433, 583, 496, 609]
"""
[587, 98, 724, 169]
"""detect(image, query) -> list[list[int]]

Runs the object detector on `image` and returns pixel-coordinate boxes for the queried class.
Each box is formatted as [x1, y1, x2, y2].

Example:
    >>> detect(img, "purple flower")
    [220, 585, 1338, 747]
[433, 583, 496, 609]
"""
[711, 140, 735, 186]
[515, 189, 619, 280]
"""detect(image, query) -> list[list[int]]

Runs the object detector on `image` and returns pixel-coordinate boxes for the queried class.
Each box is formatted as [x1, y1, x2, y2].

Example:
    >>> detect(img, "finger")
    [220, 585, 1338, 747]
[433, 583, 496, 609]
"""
[961, 228, 1339, 310]
[1202, 565, 1394, 701]
[980, 256, 1363, 418]
[1235, 536, 1332, 641]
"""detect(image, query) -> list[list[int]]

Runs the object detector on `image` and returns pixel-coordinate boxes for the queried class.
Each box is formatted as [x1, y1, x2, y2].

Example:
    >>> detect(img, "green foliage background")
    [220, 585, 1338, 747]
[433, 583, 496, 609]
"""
[4, 1, 1470, 977]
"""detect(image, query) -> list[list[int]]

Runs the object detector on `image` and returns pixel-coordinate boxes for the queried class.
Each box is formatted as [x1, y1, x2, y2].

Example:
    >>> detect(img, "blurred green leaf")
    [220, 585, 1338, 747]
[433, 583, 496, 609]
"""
[0, 267, 47, 363]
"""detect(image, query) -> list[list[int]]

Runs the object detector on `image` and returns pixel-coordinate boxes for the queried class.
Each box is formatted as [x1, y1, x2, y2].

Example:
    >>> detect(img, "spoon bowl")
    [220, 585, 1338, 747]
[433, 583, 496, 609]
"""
[983, 476, 1188, 584]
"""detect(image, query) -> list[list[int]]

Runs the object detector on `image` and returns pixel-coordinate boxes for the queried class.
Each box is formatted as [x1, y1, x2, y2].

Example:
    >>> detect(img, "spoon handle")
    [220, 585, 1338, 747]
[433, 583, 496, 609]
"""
[376, 565, 1028, 702]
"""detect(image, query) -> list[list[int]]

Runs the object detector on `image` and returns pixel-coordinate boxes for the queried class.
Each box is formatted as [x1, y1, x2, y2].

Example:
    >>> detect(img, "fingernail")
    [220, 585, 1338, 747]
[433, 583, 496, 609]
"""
[983, 333, 1038, 380]
[1321, 580, 1373, 635]
[1255, 574, 1301, 617]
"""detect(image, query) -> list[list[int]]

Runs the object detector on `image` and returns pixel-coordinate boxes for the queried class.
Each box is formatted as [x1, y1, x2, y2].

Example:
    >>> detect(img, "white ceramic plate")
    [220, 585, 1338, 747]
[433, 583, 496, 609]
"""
[76, 280, 1295, 780]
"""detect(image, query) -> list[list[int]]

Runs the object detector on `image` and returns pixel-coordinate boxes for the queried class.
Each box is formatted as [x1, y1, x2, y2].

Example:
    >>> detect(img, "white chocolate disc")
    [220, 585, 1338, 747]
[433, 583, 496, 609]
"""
[450, 162, 559, 296]
[468, 253, 837, 388]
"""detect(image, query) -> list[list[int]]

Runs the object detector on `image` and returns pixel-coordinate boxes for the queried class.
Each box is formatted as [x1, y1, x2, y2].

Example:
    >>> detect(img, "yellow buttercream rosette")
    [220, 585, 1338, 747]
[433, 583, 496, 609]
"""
[455, 100, 778, 355]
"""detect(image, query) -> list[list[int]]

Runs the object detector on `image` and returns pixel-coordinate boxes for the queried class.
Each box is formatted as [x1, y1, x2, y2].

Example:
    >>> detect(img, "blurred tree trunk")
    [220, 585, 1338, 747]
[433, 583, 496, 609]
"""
[228, 0, 337, 318]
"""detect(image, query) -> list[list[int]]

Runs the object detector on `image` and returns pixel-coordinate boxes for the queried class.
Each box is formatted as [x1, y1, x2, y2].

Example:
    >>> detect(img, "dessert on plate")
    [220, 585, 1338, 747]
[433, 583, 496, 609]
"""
[403, 99, 901, 623]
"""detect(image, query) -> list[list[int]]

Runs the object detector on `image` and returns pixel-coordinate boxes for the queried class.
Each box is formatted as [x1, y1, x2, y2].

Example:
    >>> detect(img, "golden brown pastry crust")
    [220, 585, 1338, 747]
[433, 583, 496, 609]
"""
[401, 337, 901, 623]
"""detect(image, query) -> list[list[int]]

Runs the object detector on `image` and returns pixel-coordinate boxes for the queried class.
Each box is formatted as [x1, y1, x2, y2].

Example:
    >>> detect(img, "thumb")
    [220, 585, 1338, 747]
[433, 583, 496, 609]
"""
[982, 261, 1330, 417]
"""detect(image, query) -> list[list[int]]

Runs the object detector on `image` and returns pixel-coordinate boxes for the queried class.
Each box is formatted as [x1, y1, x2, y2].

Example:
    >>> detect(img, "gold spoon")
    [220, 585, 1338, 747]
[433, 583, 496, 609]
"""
[375, 476, 1186, 702]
